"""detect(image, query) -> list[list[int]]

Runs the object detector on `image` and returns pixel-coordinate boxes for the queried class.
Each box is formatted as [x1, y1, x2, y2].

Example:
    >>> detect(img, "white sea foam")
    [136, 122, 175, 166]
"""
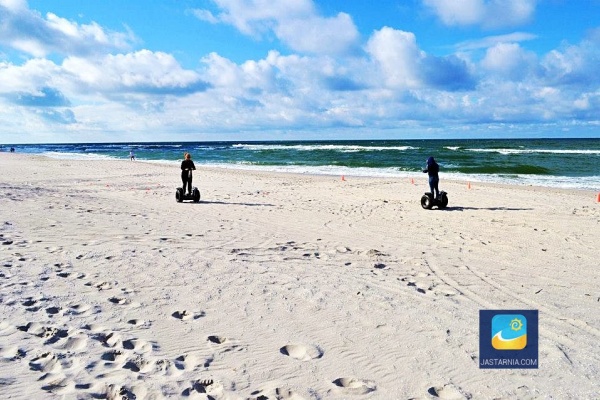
[466, 148, 600, 155]
[203, 163, 600, 190]
[232, 144, 417, 152]
[39, 151, 599, 190]
[43, 152, 118, 161]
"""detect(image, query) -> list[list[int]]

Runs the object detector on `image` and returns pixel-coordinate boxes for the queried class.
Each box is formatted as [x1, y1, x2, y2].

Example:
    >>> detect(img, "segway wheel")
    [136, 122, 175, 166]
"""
[439, 193, 448, 209]
[192, 187, 201, 203]
[421, 194, 433, 210]
[176, 188, 184, 203]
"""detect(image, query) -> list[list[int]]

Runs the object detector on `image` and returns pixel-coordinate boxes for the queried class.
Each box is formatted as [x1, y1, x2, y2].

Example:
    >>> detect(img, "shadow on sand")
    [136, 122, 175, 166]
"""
[441, 206, 533, 211]
[183, 200, 276, 207]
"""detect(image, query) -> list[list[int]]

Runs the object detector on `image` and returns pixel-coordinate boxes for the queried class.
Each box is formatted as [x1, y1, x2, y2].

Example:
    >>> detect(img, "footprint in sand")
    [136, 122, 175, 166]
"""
[107, 296, 140, 308]
[108, 296, 128, 305]
[83, 323, 106, 333]
[181, 379, 224, 397]
[97, 332, 123, 348]
[122, 338, 154, 353]
[19, 323, 69, 345]
[127, 318, 151, 328]
[0, 345, 26, 361]
[101, 349, 127, 363]
[40, 374, 75, 394]
[85, 281, 112, 290]
[207, 335, 227, 344]
[332, 377, 376, 395]
[207, 336, 244, 354]
[21, 297, 39, 307]
[172, 310, 205, 320]
[0, 320, 17, 336]
[29, 352, 62, 373]
[123, 354, 155, 374]
[152, 358, 181, 377]
[280, 344, 323, 361]
[174, 353, 204, 370]
[45, 306, 62, 316]
[67, 303, 95, 316]
[55, 333, 88, 351]
[428, 383, 470, 399]
[251, 387, 305, 400]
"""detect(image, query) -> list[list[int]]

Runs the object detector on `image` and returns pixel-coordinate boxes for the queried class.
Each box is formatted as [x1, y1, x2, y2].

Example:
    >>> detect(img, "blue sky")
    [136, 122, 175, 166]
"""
[1, 0, 599, 143]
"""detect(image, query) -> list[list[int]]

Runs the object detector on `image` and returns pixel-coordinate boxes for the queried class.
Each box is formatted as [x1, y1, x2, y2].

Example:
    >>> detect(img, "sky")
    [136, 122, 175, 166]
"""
[0, 0, 599, 143]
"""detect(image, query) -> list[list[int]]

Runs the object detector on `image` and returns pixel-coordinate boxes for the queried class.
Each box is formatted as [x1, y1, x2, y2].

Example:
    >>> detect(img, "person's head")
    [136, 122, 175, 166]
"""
[184, 152, 191, 160]
[427, 156, 435, 165]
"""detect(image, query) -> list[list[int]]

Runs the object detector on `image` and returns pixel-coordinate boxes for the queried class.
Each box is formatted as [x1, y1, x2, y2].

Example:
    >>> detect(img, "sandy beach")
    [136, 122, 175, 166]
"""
[0, 153, 599, 399]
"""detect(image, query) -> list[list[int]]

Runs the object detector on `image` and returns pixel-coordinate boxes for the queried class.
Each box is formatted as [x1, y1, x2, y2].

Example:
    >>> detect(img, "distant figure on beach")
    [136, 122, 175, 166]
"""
[10, 147, 15, 153]
[180, 152, 196, 195]
[423, 156, 440, 198]
[129, 151, 135, 161]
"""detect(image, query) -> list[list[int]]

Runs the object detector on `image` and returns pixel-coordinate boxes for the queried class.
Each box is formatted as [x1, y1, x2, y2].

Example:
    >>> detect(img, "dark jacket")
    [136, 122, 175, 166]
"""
[181, 159, 196, 177]
[423, 157, 439, 177]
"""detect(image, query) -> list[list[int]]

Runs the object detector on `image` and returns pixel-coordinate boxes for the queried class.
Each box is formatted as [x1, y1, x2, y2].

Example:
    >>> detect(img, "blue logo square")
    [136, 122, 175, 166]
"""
[480, 310, 538, 369]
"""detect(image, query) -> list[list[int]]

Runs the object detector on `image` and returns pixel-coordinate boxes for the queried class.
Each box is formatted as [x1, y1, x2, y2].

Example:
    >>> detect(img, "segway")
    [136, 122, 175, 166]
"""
[176, 168, 200, 203]
[421, 191, 448, 210]
[176, 186, 200, 203]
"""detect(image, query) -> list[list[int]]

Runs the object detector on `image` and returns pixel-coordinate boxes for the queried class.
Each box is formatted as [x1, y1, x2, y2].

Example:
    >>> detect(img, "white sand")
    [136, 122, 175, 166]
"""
[0, 153, 599, 399]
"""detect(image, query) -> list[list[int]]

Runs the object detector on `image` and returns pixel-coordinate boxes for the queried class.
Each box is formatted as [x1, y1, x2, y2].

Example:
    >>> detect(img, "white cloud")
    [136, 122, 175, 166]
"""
[0, 59, 60, 93]
[192, 0, 359, 55]
[481, 43, 538, 80]
[275, 12, 359, 55]
[0, 0, 598, 141]
[423, 0, 538, 29]
[541, 39, 600, 87]
[455, 32, 537, 52]
[366, 27, 424, 89]
[0, 0, 26, 11]
[0, 1, 135, 57]
[190, 9, 219, 24]
[62, 50, 207, 95]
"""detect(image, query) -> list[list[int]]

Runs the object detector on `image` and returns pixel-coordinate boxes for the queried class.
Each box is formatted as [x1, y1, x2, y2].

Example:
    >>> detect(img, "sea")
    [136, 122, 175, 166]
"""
[3, 138, 599, 191]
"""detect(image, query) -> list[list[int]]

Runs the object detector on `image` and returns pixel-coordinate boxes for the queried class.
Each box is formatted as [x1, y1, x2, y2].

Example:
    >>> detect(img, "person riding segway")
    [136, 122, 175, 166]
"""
[176, 152, 201, 203]
[421, 156, 448, 209]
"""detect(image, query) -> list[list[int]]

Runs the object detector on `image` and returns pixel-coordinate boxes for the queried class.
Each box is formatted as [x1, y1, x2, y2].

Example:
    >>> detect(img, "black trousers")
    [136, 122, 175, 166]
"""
[181, 172, 192, 194]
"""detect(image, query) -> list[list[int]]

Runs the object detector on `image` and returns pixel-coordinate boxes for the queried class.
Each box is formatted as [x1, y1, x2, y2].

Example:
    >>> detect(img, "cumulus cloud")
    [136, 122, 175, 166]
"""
[0, 1, 135, 57]
[62, 50, 210, 95]
[366, 27, 475, 91]
[0, 0, 598, 139]
[0, 58, 60, 93]
[540, 38, 600, 87]
[200, 0, 314, 35]
[192, 0, 359, 55]
[366, 28, 424, 89]
[275, 12, 359, 55]
[481, 43, 538, 80]
[423, 0, 538, 29]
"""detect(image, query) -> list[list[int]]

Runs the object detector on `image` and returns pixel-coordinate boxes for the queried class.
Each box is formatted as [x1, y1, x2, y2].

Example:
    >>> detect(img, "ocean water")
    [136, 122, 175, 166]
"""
[3, 139, 599, 190]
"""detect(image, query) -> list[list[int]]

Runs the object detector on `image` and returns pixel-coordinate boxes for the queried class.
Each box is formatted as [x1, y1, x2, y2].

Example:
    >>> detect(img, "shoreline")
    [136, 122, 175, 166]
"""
[1, 153, 599, 398]
[6, 152, 600, 193]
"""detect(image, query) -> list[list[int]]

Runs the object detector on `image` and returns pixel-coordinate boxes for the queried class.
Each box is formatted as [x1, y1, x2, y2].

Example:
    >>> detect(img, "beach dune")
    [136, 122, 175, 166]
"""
[0, 153, 599, 398]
